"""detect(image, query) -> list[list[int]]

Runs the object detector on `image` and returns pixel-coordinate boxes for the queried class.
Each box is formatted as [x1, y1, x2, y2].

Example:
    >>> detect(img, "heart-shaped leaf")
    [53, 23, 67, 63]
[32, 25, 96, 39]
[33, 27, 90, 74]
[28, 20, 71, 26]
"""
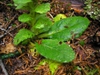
[35, 39, 75, 63]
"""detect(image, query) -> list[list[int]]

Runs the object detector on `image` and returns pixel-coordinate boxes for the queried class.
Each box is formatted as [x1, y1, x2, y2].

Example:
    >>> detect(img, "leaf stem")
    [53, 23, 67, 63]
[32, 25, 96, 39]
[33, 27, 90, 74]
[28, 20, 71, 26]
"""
[38, 33, 50, 38]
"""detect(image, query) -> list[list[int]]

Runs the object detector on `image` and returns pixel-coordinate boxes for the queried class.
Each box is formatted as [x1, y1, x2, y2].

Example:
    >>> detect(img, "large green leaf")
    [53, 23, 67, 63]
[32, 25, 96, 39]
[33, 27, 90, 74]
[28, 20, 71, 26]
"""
[13, 0, 32, 9]
[35, 3, 50, 14]
[35, 39, 75, 63]
[39, 16, 90, 41]
[14, 29, 34, 45]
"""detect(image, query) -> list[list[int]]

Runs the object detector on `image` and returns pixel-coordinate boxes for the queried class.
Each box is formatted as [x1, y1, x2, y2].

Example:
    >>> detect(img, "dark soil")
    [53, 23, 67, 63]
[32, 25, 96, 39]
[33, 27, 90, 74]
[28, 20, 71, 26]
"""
[0, 0, 100, 75]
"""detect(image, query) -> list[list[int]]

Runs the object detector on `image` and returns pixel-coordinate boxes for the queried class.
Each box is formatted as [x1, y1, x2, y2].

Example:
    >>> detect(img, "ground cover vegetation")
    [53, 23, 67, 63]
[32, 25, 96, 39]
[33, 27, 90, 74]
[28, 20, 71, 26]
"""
[0, 0, 100, 75]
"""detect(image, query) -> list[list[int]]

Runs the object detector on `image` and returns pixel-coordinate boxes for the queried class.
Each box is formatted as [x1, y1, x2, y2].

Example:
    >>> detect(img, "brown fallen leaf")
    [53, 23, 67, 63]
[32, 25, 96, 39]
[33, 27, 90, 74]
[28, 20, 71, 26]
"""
[0, 43, 16, 54]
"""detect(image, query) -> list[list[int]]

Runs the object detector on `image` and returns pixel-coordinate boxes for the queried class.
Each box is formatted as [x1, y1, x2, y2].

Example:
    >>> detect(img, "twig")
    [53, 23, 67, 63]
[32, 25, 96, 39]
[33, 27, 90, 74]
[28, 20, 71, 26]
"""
[0, 23, 24, 39]
[5, 14, 17, 30]
[0, 27, 13, 37]
[0, 59, 8, 75]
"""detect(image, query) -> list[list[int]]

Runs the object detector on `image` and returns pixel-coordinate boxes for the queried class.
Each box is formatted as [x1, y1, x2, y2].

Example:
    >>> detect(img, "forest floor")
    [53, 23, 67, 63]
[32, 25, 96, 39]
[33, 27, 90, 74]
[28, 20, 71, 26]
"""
[0, 0, 100, 75]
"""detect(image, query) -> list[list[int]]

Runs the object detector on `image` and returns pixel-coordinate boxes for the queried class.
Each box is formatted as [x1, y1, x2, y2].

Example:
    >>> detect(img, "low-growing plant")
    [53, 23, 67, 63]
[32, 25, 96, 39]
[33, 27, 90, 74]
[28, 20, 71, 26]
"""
[35, 59, 60, 75]
[13, 0, 90, 63]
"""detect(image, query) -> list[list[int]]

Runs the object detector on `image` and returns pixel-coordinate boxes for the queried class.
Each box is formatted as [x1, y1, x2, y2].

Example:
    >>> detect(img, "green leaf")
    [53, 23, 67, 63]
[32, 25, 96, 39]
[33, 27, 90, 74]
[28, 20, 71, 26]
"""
[47, 59, 60, 75]
[13, 0, 32, 9]
[79, 40, 85, 46]
[31, 15, 52, 35]
[39, 16, 90, 41]
[35, 3, 50, 14]
[35, 39, 75, 63]
[35, 59, 60, 75]
[14, 29, 34, 45]
[13, 0, 32, 5]
[53, 14, 66, 22]
[18, 13, 32, 23]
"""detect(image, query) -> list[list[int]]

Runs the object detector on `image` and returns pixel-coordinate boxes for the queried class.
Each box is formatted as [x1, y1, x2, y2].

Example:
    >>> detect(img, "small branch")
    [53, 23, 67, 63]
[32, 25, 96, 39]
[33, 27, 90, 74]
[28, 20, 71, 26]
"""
[0, 59, 8, 75]
[0, 27, 13, 37]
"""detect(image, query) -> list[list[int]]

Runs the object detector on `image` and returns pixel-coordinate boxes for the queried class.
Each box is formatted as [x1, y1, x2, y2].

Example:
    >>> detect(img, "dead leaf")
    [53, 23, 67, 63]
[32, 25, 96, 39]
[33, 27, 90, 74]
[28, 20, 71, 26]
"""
[0, 43, 16, 54]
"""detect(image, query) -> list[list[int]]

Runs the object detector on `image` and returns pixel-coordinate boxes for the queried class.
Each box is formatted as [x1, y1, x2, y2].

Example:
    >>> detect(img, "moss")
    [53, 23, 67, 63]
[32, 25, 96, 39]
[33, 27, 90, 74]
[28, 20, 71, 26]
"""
[84, 0, 100, 21]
